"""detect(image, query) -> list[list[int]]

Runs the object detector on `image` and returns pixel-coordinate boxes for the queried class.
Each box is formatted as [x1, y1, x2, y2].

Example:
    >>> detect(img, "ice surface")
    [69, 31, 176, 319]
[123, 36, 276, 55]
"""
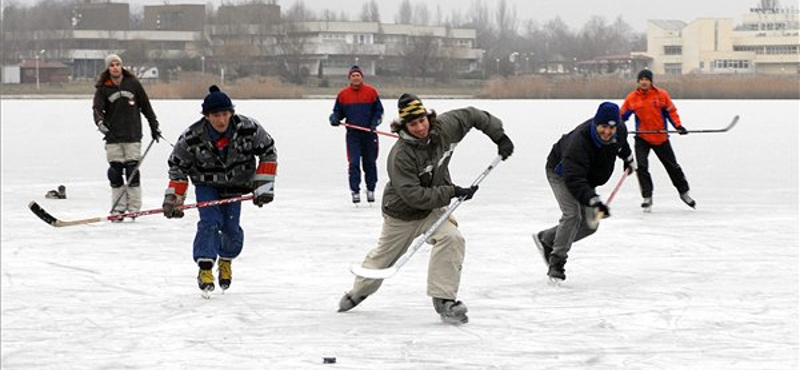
[2, 98, 797, 369]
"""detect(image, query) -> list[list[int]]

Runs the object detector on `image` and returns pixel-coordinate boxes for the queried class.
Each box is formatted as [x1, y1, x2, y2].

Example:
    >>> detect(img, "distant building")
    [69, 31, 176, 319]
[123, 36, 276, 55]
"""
[19, 59, 70, 84]
[645, 3, 799, 75]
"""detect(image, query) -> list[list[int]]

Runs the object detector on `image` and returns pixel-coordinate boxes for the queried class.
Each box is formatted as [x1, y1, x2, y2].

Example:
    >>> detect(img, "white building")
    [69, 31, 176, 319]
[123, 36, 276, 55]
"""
[646, 4, 799, 75]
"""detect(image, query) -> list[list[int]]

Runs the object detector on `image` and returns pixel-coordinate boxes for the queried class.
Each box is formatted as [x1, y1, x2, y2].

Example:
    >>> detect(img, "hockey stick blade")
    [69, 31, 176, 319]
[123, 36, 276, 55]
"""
[350, 264, 398, 279]
[28, 201, 104, 227]
[630, 115, 739, 134]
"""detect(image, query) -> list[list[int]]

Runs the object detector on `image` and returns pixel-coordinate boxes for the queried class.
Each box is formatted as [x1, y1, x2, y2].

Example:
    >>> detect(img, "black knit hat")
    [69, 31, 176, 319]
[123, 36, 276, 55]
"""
[397, 93, 427, 123]
[637, 69, 653, 82]
[202, 85, 234, 115]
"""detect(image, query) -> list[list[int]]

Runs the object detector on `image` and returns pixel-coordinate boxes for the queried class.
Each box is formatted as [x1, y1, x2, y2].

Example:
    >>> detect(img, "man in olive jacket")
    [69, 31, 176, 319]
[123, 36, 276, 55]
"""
[338, 93, 514, 324]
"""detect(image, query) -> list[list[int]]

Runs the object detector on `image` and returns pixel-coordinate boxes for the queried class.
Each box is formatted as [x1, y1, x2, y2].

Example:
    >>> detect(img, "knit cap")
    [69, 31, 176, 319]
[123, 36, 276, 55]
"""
[202, 85, 234, 115]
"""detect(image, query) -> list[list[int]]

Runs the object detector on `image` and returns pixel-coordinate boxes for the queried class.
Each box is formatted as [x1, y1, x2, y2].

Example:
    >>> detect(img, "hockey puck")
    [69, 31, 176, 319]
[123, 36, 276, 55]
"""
[323, 357, 336, 364]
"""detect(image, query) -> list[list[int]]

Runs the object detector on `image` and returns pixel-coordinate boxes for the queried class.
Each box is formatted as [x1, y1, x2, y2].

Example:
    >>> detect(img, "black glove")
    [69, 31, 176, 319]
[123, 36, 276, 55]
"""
[151, 127, 162, 142]
[453, 185, 479, 200]
[254, 193, 274, 207]
[162, 194, 185, 219]
[589, 196, 610, 218]
[97, 120, 110, 135]
[494, 134, 514, 160]
[677, 126, 688, 135]
[253, 181, 274, 207]
[329, 113, 340, 127]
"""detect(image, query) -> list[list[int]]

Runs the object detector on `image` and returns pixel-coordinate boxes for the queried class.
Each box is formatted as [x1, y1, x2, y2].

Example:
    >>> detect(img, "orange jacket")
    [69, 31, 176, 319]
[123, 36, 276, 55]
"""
[620, 86, 682, 146]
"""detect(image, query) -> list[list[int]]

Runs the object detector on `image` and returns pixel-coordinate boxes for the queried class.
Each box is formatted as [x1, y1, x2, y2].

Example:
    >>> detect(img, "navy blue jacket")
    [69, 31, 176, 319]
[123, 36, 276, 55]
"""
[546, 119, 632, 205]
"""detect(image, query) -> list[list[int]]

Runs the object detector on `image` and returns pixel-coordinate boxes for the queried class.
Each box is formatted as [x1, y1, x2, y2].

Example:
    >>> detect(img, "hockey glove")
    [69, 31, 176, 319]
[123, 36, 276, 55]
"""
[588, 196, 610, 218]
[329, 113, 340, 126]
[253, 161, 277, 207]
[162, 180, 188, 219]
[162, 194, 185, 219]
[493, 134, 515, 160]
[97, 120, 110, 135]
[677, 126, 688, 135]
[453, 185, 479, 201]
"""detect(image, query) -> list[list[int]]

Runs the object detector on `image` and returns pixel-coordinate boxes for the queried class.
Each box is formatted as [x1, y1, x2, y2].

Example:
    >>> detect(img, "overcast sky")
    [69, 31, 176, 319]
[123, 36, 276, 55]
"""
[18, 0, 767, 31]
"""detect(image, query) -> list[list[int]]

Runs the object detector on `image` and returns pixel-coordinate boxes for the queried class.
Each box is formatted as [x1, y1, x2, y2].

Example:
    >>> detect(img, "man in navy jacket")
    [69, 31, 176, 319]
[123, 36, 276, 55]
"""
[329, 65, 384, 204]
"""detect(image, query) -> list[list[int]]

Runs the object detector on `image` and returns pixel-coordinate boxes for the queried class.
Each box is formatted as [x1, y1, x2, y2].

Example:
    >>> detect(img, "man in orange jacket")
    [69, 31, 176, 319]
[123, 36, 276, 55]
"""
[620, 69, 695, 211]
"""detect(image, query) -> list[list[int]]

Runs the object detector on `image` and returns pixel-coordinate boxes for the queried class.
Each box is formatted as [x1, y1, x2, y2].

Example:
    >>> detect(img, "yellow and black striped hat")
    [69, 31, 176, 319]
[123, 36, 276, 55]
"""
[398, 93, 427, 123]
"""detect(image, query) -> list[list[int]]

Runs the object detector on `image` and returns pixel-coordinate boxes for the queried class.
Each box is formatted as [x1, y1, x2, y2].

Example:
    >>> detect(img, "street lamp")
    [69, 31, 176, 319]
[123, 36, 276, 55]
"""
[35, 49, 45, 90]
[201, 55, 205, 75]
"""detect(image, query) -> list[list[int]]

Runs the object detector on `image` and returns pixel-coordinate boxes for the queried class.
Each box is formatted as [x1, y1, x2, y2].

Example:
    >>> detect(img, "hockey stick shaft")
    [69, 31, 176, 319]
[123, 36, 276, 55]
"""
[606, 167, 631, 205]
[29, 195, 254, 227]
[351, 155, 504, 279]
[109, 138, 157, 213]
[629, 115, 738, 134]
[341, 122, 399, 138]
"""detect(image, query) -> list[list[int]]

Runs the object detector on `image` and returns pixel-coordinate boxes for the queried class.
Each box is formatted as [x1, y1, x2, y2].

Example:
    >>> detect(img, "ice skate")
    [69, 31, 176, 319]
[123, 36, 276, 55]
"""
[532, 232, 552, 267]
[366, 190, 375, 203]
[679, 192, 696, 209]
[218, 259, 232, 291]
[338, 292, 367, 312]
[351, 191, 361, 205]
[433, 298, 469, 325]
[641, 197, 652, 213]
[197, 261, 215, 299]
[547, 255, 566, 284]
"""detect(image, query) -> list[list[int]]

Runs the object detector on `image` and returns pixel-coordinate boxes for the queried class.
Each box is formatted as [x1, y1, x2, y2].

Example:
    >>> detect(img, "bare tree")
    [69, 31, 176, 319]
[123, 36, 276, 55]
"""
[284, 0, 316, 22]
[402, 33, 439, 82]
[412, 3, 429, 26]
[359, 0, 380, 22]
[275, 22, 310, 84]
[395, 0, 412, 24]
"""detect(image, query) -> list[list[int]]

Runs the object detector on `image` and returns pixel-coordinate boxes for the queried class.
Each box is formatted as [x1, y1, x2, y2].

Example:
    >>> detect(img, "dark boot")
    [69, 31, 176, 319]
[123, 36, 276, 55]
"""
[338, 292, 368, 312]
[548, 254, 567, 281]
[532, 231, 553, 267]
[433, 298, 469, 324]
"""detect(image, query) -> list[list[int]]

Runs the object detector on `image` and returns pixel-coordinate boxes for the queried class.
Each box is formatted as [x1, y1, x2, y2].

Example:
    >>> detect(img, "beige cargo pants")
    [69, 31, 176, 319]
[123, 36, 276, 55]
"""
[349, 207, 466, 300]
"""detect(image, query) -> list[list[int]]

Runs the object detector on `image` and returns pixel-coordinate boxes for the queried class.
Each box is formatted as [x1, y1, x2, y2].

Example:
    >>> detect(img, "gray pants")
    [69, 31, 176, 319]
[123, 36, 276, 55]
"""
[539, 168, 598, 258]
[105, 142, 142, 213]
[349, 208, 465, 300]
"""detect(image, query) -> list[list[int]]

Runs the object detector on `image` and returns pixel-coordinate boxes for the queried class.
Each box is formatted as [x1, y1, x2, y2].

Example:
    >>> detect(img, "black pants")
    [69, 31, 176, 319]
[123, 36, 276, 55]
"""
[634, 137, 690, 198]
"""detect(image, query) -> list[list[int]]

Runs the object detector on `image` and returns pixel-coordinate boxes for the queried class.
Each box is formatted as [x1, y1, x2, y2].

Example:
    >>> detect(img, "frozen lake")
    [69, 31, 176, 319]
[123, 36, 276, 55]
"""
[2, 98, 797, 369]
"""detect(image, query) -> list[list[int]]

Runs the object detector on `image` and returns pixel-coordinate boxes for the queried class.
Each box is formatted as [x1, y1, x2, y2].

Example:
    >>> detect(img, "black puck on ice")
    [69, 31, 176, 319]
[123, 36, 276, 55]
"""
[323, 357, 336, 364]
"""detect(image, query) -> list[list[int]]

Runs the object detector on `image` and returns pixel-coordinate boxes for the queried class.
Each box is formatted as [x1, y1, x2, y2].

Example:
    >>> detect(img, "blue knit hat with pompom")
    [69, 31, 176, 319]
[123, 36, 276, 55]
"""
[202, 85, 234, 115]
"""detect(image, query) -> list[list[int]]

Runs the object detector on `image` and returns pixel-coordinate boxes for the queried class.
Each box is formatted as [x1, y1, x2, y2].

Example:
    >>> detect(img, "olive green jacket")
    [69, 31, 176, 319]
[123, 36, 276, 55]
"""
[381, 107, 507, 221]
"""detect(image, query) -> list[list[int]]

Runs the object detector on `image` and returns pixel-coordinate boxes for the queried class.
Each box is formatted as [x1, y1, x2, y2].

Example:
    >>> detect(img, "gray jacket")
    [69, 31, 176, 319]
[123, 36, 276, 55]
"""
[382, 107, 507, 221]
[167, 114, 277, 195]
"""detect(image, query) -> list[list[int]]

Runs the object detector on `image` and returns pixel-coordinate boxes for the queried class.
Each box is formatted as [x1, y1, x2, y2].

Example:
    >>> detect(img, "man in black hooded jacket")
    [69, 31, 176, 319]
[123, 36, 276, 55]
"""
[533, 102, 634, 282]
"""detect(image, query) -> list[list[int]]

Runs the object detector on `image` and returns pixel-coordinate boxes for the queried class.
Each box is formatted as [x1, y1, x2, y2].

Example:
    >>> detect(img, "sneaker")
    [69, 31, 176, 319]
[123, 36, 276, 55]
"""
[338, 292, 367, 312]
[547, 255, 567, 281]
[679, 192, 696, 209]
[433, 298, 469, 324]
[351, 191, 361, 204]
[366, 190, 375, 203]
[641, 197, 653, 213]
[197, 260, 215, 292]
[532, 232, 553, 267]
[218, 259, 232, 290]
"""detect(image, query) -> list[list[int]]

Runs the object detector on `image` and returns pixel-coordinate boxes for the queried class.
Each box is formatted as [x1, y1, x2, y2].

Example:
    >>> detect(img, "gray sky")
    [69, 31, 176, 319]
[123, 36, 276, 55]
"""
[19, 0, 765, 31]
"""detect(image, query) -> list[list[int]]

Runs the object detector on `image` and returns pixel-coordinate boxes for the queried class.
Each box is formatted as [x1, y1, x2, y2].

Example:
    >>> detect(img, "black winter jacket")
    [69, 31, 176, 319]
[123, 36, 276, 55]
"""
[92, 70, 158, 144]
[546, 119, 632, 205]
